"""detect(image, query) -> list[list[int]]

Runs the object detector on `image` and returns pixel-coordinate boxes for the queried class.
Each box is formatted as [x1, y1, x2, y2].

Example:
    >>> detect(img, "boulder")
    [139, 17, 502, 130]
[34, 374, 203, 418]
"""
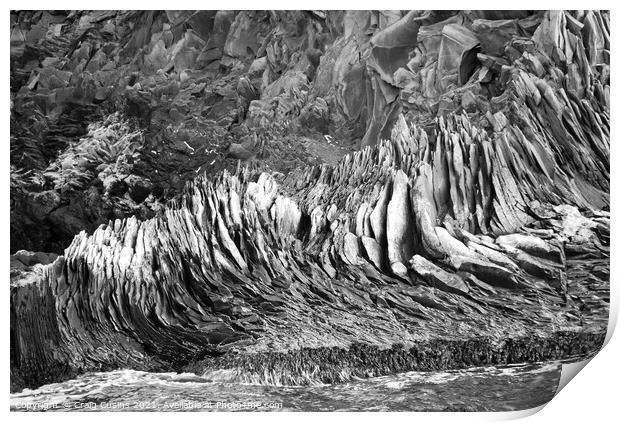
[361, 235, 386, 270]
[449, 255, 520, 289]
[297, 97, 329, 134]
[386, 170, 415, 269]
[223, 11, 266, 59]
[410, 254, 469, 295]
[496, 233, 564, 263]
[471, 19, 520, 56]
[436, 24, 480, 90]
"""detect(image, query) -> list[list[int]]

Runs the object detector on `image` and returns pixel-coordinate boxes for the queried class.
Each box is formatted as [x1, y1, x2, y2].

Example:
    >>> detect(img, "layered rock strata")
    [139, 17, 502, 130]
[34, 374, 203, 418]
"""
[10, 9, 610, 392]
[11, 111, 609, 391]
[11, 10, 609, 253]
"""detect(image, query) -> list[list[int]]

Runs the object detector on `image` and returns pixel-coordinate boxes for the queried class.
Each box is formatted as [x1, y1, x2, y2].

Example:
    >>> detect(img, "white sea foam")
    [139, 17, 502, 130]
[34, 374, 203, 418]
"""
[10, 363, 562, 412]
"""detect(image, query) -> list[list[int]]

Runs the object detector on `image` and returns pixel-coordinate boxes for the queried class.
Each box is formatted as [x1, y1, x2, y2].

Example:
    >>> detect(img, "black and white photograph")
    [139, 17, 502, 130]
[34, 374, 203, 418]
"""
[8, 6, 612, 414]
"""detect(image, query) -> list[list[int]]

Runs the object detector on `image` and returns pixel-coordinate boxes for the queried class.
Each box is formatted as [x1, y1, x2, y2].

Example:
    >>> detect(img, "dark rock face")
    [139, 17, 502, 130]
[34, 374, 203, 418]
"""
[10, 10, 609, 252]
[10, 10, 609, 393]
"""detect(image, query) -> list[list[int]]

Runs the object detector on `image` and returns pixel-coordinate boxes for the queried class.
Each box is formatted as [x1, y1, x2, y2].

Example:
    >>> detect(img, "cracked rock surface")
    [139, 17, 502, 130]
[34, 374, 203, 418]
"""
[10, 10, 609, 392]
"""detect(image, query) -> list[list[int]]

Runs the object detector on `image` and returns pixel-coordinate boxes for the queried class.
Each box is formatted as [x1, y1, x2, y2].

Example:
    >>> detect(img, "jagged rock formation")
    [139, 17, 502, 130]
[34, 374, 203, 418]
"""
[11, 110, 609, 390]
[10, 10, 609, 252]
[10, 11, 353, 252]
[10, 10, 609, 392]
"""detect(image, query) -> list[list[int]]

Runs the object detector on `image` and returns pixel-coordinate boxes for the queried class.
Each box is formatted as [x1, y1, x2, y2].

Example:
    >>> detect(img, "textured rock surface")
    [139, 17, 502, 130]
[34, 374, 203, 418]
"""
[11, 10, 609, 252]
[10, 10, 610, 393]
[11, 110, 609, 391]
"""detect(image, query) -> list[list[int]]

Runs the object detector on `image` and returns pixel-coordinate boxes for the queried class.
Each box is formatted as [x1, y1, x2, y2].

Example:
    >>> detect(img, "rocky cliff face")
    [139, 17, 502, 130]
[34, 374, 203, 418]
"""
[10, 10, 609, 392]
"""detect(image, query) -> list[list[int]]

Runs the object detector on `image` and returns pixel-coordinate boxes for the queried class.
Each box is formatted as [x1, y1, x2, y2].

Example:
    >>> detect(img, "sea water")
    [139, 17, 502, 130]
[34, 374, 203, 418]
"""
[10, 362, 560, 412]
